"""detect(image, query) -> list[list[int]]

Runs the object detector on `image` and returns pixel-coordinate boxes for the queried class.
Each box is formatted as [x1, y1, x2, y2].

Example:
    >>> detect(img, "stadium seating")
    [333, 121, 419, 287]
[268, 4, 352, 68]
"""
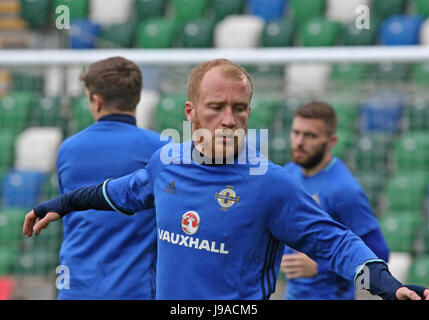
[0, 91, 34, 135]
[0, 249, 17, 275]
[268, 130, 291, 166]
[14, 249, 59, 275]
[11, 72, 43, 92]
[284, 63, 331, 96]
[155, 93, 187, 138]
[419, 18, 429, 45]
[331, 63, 369, 86]
[99, 22, 137, 48]
[136, 18, 179, 48]
[261, 19, 295, 47]
[413, 62, 429, 85]
[53, 0, 89, 21]
[171, 0, 210, 24]
[20, 0, 51, 29]
[380, 214, 422, 253]
[326, 0, 370, 24]
[213, 0, 245, 21]
[354, 171, 385, 214]
[41, 173, 60, 201]
[403, 98, 429, 132]
[332, 129, 353, 160]
[342, 20, 378, 46]
[68, 95, 92, 135]
[298, 17, 342, 46]
[30, 96, 63, 127]
[379, 15, 425, 46]
[90, 0, 133, 26]
[393, 132, 429, 171]
[0, 130, 15, 172]
[69, 19, 101, 49]
[415, 0, 429, 17]
[14, 127, 63, 173]
[248, 98, 277, 129]
[290, 0, 325, 24]
[135, 0, 167, 20]
[372, 0, 408, 21]
[387, 252, 413, 284]
[135, 90, 161, 129]
[180, 19, 216, 48]
[407, 255, 429, 287]
[248, 0, 288, 21]
[385, 171, 429, 212]
[353, 133, 392, 174]
[359, 91, 405, 134]
[0, 208, 26, 249]
[214, 15, 265, 48]
[2, 170, 45, 208]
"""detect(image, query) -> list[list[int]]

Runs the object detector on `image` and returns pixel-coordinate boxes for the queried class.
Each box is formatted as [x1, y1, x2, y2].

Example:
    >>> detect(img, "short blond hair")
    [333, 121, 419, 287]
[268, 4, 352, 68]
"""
[187, 59, 253, 104]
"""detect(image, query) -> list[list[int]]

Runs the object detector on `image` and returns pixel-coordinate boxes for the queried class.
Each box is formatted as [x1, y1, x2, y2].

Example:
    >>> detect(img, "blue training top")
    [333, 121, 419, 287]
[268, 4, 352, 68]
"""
[103, 142, 379, 300]
[57, 114, 167, 300]
[283, 158, 383, 300]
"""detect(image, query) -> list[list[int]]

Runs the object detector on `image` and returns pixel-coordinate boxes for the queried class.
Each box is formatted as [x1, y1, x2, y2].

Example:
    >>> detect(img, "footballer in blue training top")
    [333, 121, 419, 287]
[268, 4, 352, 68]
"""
[24, 59, 429, 301]
[281, 102, 389, 300]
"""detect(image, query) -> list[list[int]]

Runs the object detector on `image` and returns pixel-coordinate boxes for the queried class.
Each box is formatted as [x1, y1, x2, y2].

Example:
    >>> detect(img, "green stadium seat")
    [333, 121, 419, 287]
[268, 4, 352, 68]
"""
[394, 132, 429, 171]
[99, 22, 137, 48]
[269, 131, 291, 166]
[0, 209, 27, 250]
[0, 130, 15, 172]
[0, 249, 17, 275]
[332, 129, 353, 160]
[407, 255, 429, 287]
[41, 173, 60, 201]
[171, 0, 209, 24]
[248, 98, 277, 130]
[155, 93, 187, 139]
[330, 102, 359, 131]
[372, 62, 411, 83]
[68, 95, 93, 135]
[298, 17, 342, 47]
[261, 19, 295, 47]
[11, 72, 44, 92]
[415, 0, 429, 17]
[180, 19, 215, 48]
[54, 0, 89, 20]
[213, 0, 244, 21]
[135, 0, 166, 20]
[380, 214, 422, 253]
[136, 18, 179, 48]
[354, 171, 385, 214]
[413, 62, 429, 85]
[290, 0, 325, 24]
[342, 19, 378, 46]
[0, 91, 34, 135]
[331, 63, 369, 84]
[385, 171, 429, 212]
[30, 96, 64, 127]
[353, 133, 393, 174]
[15, 249, 59, 275]
[403, 97, 429, 131]
[373, 0, 407, 21]
[20, 0, 51, 29]
[423, 220, 429, 254]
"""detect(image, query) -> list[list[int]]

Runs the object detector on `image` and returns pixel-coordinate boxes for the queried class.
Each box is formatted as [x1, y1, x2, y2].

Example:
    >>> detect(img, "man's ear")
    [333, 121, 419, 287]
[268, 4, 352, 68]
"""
[329, 133, 338, 149]
[92, 94, 104, 113]
[185, 101, 195, 122]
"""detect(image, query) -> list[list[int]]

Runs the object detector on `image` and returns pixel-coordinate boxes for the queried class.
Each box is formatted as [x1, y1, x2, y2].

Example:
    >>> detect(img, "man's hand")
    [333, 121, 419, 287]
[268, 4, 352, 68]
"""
[281, 252, 318, 279]
[23, 210, 60, 237]
[396, 286, 429, 300]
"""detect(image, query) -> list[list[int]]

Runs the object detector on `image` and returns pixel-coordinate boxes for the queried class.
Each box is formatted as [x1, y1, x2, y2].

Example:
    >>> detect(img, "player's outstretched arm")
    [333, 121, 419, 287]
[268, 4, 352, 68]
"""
[23, 210, 60, 237]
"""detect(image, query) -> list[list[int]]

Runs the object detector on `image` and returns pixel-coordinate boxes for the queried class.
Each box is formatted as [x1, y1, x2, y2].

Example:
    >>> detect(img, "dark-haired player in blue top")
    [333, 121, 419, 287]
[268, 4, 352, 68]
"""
[56, 57, 167, 300]
[24, 59, 428, 300]
[281, 101, 390, 300]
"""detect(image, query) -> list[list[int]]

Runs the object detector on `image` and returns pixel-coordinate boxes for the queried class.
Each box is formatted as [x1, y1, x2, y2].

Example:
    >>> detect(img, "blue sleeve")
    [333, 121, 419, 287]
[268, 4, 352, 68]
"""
[104, 168, 154, 214]
[267, 168, 378, 281]
[332, 182, 380, 237]
[361, 228, 390, 263]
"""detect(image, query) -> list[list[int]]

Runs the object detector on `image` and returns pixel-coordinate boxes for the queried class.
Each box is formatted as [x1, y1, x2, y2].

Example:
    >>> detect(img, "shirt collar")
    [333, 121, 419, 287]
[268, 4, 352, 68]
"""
[97, 114, 137, 126]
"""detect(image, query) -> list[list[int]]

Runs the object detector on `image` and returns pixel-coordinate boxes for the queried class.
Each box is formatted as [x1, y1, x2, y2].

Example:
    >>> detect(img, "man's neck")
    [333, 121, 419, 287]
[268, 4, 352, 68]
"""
[95, 110, 135, 121]
[301, 153, 334, 177]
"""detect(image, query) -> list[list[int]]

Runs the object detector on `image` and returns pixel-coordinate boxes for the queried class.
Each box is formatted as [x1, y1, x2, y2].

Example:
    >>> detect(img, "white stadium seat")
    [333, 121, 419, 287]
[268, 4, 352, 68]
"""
[284, 63, 331, 96]
[214, 15, 265, 48]
[388, 252, 413, 284]
[44, 66, 63, 97]
[90, 0, 133, 26]
[136, 90, 161, 129]
[327, 0, 371, 24]
[14, 127, 63, 172]
[419, 18, 429, 45]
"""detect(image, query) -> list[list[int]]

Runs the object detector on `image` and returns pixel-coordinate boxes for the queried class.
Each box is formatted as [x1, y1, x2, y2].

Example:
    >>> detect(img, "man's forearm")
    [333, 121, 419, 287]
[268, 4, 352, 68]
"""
[33, 183, 114, 219]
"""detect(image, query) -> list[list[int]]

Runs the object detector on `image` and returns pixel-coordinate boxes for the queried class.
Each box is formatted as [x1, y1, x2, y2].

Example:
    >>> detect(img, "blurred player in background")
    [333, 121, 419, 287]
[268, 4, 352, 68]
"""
[24, 59, 428, 300]
[281, 101, 390, 300]
[56, 56, 167, 299]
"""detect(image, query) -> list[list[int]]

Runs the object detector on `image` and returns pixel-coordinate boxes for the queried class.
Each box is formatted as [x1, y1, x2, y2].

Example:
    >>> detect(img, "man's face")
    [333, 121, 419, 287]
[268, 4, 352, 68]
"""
[290, 117, 335, 169]
[185, 67, 252, 161]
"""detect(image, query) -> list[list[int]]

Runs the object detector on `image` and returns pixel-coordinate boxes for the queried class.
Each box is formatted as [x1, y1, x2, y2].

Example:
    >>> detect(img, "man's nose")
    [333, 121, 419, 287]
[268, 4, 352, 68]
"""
[221, 107, 236, 128]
